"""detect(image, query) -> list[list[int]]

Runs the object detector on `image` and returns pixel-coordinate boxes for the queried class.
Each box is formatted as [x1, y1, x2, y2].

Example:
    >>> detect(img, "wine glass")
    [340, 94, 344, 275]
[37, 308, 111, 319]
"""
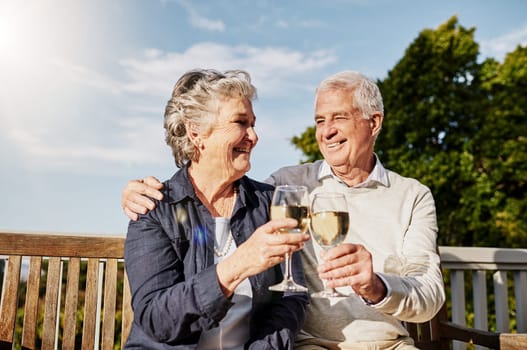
[268, 185, 310, 293]
[310, 192, 350, 298]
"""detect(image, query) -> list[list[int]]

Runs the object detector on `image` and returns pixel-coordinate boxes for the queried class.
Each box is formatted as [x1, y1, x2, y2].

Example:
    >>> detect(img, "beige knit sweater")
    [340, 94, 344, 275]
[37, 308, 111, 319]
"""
[267, 159, 445, 347]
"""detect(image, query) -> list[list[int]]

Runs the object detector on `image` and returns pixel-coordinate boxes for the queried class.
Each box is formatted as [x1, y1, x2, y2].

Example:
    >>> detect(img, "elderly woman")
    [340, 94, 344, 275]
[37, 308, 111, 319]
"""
[124, 69, 310, 349]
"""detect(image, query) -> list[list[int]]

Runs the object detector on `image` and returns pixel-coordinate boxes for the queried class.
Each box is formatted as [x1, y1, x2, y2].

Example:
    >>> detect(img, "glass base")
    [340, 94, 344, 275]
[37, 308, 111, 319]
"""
[311, 288, 347, 298]
[269, 278, 308, 293]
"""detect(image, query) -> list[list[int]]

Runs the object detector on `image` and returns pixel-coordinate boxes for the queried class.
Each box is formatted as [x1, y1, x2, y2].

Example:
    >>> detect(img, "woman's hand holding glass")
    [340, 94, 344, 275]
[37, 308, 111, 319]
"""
[310, 192, 350, 298]
[268, 185, 310, 292]
[216, 217, 309, 297]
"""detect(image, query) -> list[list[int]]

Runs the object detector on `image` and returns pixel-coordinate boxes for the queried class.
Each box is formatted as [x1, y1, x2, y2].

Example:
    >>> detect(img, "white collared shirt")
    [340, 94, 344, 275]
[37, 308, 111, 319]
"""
[317, 154, 389, 188]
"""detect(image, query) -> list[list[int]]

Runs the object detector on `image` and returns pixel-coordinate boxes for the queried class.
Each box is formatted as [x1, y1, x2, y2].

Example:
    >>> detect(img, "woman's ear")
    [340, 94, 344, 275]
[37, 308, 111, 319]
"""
[186, 122, 201, 147]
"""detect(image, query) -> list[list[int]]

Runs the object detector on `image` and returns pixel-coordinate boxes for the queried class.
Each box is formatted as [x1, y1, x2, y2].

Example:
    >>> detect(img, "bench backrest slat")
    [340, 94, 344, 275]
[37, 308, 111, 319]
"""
[0, 232, 125, 258]
[63, 257, 81, 350]
[41, 256, 61, 350]
[102, 259, 118, 350]
[22, 256, 42, 348]
[0, 255, 21, 343]
[82, 258, 99, 350]
[121, 271, 133, 349]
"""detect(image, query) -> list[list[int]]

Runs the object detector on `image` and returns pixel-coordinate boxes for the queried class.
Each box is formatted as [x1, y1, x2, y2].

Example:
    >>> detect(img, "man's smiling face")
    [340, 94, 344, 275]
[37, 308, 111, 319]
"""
[314, 88, 375, 173]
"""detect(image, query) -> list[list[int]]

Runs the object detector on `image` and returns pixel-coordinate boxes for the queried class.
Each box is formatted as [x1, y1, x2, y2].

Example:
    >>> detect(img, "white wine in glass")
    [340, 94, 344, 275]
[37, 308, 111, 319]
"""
[310, 192, 349, 297]
[268, 185, 309, 292]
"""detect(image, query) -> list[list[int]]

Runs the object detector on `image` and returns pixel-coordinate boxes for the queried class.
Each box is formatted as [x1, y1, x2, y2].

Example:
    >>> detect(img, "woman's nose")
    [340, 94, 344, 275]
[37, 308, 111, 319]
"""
[247, 127, 258, 145]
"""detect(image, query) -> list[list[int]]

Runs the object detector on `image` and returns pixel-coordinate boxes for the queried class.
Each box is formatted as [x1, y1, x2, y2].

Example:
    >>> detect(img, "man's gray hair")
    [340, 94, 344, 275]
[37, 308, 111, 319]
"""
[316, 70, 384, 119]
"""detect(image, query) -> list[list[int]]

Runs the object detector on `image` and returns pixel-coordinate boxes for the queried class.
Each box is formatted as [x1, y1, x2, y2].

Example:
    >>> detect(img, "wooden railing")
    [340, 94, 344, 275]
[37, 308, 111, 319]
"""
[439, 246, 527, 350]
[1, 231, 526, 349]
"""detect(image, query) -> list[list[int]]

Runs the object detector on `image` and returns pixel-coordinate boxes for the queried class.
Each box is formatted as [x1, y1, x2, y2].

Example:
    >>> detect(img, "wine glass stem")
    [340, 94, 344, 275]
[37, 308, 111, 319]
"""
[284, 252, 293, 281]
[321, 248, 334, 291]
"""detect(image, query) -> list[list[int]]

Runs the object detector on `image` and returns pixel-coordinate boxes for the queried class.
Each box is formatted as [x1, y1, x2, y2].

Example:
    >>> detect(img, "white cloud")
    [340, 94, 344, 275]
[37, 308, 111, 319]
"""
[298, 19, 324, 28]
[250, 15, 324, 31]
[49, 58, 124, 95]
[120, 42, 336, 96]
[480, 24, 527, 61]
[189, 13, 225, 32]
[276, 20, 288, 28]
[177, 0, 225, 32]
[1, 41, 335, 175]
[3, 114, 168, 174]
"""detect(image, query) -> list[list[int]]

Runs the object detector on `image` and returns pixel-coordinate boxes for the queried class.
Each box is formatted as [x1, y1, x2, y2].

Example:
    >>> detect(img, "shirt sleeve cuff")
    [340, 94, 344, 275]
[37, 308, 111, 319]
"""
[360, 273, 392, 306]
[193, 265, 233, 320]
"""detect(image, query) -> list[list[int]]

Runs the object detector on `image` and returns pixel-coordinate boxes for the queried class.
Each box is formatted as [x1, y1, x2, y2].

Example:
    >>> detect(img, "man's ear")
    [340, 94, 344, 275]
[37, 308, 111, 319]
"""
[370, 112, 383, 136]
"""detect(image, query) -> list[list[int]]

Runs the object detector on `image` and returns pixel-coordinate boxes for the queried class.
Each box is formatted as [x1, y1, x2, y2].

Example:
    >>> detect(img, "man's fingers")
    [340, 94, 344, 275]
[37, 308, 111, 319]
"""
[320, 243, 361, 262]
[128, 194, 154, 212]
[121, 178, 162, 221]
[124, 207, 139, 221]
[143, 176, 164, 190]
[133, 179, 163, 201]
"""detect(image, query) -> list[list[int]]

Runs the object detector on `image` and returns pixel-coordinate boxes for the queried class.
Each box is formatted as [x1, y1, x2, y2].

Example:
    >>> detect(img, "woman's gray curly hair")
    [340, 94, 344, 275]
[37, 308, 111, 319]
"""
[164, 69, 257, 167]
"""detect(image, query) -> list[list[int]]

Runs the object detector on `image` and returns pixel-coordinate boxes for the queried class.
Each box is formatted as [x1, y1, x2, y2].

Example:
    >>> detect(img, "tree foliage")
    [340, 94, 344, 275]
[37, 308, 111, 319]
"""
[291, 126, 321, 163]
[291, 16, 527, 247]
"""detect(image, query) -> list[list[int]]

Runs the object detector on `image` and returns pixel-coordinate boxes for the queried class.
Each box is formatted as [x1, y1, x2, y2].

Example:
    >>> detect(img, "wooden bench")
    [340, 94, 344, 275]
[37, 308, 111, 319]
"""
[408, 246, 527, 350]
[1, 231, 527, 349]
[0, 231, 132, 350]
[407, 304, 527, 349]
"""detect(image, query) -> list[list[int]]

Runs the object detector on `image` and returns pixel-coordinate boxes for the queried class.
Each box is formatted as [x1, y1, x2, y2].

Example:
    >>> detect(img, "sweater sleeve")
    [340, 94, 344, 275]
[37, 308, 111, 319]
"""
[372, 187, 445, 322]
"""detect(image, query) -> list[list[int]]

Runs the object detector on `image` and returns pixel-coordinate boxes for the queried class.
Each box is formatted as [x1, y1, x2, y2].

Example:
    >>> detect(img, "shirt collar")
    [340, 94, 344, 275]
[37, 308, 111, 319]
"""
[165, 163, 254, 207]
[317, 153, 389, 188]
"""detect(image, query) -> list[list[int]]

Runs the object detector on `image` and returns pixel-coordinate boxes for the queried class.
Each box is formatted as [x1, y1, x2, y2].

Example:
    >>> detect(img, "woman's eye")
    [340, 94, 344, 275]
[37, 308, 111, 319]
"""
[235, 120, 251, 128]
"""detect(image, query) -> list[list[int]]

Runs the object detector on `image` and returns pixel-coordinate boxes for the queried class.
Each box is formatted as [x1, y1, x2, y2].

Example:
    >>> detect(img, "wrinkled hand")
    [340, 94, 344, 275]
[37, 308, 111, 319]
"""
[121, 176, 164, 221]
[318, 243, 386, 303]
[217, 218, 310, 296]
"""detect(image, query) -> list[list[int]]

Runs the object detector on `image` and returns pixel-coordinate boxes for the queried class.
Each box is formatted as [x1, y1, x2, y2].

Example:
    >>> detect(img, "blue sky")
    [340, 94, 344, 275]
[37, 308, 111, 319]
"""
[1, 0, 526, 236]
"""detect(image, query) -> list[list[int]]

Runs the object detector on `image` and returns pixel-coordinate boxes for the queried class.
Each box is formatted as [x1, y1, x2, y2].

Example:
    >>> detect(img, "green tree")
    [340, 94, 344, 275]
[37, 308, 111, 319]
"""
[469, 46, 527, 247]
[292, 16, 527, 247]
[377, 16, 487, 246]
[291, 126, 321, 163]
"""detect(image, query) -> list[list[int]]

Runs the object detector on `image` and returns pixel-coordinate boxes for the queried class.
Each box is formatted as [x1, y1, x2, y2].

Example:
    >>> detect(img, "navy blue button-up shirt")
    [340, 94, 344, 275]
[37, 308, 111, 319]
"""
[125, 165, 308, 349]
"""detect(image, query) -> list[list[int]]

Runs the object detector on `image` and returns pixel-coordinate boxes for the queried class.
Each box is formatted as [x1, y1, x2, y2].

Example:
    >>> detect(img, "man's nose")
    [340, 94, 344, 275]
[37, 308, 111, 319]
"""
[322, 122, 338, 138]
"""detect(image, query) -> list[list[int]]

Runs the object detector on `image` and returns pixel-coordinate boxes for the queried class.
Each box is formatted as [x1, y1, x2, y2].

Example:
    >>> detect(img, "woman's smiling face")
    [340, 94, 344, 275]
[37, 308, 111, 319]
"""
[199, 96, 258, 179]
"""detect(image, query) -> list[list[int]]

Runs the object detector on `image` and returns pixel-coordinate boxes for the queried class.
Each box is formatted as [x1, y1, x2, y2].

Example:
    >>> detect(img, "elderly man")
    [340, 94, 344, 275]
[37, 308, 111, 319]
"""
[121, 71, 445, 350]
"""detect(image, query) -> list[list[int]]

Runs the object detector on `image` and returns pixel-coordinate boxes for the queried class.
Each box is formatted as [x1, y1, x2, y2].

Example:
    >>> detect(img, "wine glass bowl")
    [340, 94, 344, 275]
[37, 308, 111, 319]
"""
[310, 192, 350, 298]
[268, 185, 309, 293]
[270, 205, 310, 234]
